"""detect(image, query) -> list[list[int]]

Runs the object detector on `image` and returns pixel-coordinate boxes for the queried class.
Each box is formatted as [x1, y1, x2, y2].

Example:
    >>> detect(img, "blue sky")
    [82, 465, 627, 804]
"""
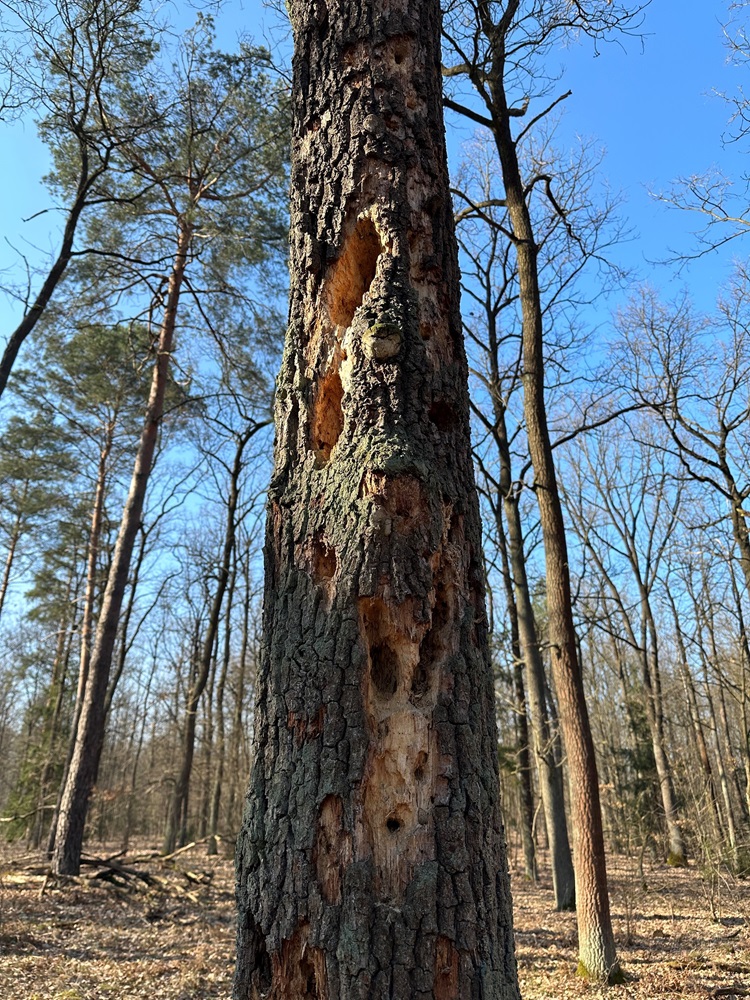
[0, 1, 745, 348]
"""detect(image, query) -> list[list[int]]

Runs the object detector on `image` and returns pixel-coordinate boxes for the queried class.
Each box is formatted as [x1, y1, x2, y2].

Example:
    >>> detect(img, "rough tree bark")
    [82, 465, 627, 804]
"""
[233, 0, 520, 997]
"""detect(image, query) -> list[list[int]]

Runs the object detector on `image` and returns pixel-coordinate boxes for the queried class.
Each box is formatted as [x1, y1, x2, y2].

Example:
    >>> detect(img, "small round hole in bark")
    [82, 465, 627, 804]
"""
[386, 817, 401, 833]
[414, 765, 425, 783]
[428, 399, 456, 433]
[370, 641, 399, 697]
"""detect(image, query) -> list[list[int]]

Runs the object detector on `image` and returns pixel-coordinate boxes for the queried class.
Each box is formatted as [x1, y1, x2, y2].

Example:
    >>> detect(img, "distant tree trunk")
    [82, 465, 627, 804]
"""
[640, 597, 686, 865]
[105, 523, 148, 716]
[0, 511, 22, 622]
[122, 647, 158, 851]
[666, 590, 723, 847]
[493, 403, 575, 909]
[703, 660, 739, 858]
[491, 55, 620, 985]
[52, 223, 191, 876]
[495, 517, 537, 882]
[47, 426, 114, 857]
[727, 559, 750, 822]
[32, 576, 78, 849]
[704, 592, 750, 832]
[208, 562, 235, 854]
[162, 423, 251, 855]
[226, 546, 253, 828]
[198, 651, 217, 841]
[477, 306, 573, 904]
[234, 0, 520, 996]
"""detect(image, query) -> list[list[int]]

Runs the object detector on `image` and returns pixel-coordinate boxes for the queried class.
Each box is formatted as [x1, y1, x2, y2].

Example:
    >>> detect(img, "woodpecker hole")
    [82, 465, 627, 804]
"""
[272, 923, 326, 1000]
[311, 535, 337, 585]
[428, 399, 457, 433]
[413, 574, 452, 705]
[326, 216, 383, 328]
[310, 365, 344, 465]
[370, 641, 399, 698]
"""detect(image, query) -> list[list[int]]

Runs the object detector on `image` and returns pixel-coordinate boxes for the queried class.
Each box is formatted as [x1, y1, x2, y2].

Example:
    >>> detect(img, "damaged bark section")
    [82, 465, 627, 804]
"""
[314, 795, 352, 905]
[235, 0, 519, 997]
[273, 923, 327, 1000]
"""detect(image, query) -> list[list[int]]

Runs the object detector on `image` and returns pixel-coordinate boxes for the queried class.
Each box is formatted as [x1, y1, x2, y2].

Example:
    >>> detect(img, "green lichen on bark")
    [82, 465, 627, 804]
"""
[576, 958, 627, 985]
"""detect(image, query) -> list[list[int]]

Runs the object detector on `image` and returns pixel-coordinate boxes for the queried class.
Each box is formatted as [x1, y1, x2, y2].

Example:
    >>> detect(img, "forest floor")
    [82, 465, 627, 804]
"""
[0, 840, 747, 999]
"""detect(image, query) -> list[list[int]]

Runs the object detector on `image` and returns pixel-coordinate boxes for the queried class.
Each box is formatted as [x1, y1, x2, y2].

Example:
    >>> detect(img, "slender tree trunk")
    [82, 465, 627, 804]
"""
[208, 562, 235, 854]
[494, 409, 575, 908]
[640, 599, 686, 865]
[727, 558, 750, 822]
[162, 425, 250, 854]
[198, 648, 217, 841]
[511, 656, 538, 881]
[489, 41, 620, 984]
[703, 593, 749, 829]
[0, 150, 100, 399]
[47, 424, 115, 857]
[704, 662, 739, 857]
[234, 1, 520, 996]
[666, 591, 723, 847]
[226, 547, 253, 828]
[105, 523, 148, 716]
[52, 223, 191, 876]
[32, 586, 77, 848]
[0, 513, 22, 622]
[122, 646, 159, 850]
[495, 515, 537, 882]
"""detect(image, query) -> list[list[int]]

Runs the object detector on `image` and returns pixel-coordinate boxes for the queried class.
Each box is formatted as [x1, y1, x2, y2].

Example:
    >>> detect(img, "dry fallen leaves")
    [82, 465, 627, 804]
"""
[0, 843, 747, 998]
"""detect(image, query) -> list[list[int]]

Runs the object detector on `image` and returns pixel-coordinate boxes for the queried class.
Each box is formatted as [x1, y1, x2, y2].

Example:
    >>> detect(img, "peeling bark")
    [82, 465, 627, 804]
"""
[234, 1, 519, 997]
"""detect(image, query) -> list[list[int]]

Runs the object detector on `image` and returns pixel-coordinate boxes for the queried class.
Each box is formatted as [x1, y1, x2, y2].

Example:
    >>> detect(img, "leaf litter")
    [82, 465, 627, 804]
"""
[0, 843, 747, 998]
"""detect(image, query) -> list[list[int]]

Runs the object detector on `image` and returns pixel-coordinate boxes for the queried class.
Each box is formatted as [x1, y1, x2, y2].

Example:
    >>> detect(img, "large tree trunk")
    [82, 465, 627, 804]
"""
[51, 224, 191, 876]
[234, 1, 520, 997]
[488, 38, 621, 987]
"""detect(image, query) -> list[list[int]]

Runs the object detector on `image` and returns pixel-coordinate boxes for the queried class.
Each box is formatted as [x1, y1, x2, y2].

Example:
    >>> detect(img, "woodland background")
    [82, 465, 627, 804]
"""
[0, 0, 749, 994]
